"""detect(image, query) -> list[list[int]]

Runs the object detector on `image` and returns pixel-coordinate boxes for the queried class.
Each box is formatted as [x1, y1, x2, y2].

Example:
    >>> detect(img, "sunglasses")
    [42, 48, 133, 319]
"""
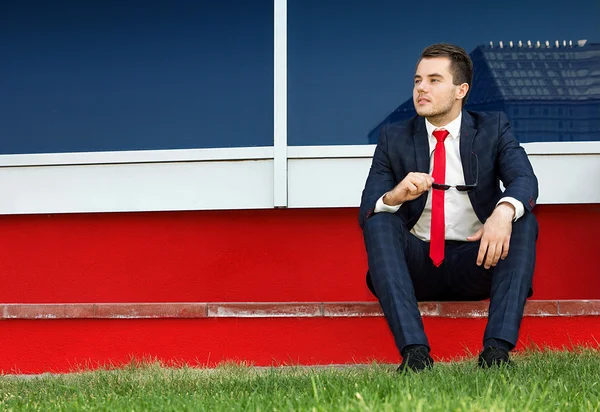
[429, 150, 479, 192]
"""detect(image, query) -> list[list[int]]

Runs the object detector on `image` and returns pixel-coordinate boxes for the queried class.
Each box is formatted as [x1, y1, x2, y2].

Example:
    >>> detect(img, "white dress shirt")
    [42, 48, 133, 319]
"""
[374, 112, 524, 241]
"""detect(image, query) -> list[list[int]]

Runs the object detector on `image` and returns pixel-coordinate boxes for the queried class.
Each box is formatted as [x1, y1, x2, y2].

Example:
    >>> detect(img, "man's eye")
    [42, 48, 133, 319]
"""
[431, 79, 439, 82]
[414, 80, 421, 84]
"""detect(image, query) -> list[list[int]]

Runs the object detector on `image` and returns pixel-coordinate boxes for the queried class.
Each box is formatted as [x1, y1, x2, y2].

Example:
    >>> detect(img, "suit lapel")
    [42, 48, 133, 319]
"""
[413, 117, 429, 174]
[412, 117, 430, 211]
[460, 110, 478, 207]
[459, 110, 477, 184]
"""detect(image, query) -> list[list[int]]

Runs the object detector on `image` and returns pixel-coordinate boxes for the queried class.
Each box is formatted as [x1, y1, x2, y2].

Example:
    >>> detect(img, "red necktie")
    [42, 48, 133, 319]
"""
[430, 129, 449, 267]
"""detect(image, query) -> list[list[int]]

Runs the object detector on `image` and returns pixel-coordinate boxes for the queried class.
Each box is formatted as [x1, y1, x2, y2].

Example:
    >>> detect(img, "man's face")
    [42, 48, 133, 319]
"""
[413, 57, 463, 118]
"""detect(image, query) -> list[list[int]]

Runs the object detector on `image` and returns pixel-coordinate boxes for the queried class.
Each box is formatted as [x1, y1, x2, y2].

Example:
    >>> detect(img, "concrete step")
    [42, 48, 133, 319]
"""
[1, 301, 599, 374]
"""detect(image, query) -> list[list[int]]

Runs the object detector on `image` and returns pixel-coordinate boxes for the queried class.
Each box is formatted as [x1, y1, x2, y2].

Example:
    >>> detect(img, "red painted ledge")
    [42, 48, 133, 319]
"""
[1, 300, 599, 320]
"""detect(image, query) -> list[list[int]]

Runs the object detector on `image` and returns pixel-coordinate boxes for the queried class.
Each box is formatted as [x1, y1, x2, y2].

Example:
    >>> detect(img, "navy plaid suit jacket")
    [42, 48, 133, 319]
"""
[359, 110, 538, 231]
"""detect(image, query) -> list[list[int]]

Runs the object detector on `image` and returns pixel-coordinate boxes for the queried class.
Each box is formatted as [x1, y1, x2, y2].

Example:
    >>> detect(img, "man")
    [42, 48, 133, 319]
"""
[359, 43, 538, 371]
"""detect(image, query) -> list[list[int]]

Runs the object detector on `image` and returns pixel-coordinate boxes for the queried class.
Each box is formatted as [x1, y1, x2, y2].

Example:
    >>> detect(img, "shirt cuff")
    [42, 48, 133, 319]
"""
[375, 193, 401, 214]
[497, 197, 525, 221]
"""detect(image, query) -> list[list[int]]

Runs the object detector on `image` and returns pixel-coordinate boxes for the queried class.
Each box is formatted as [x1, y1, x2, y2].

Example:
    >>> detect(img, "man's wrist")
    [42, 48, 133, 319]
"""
[383, 191, 402, 206]
[496, 197, 525, 221]
[494, 202, 516, 221]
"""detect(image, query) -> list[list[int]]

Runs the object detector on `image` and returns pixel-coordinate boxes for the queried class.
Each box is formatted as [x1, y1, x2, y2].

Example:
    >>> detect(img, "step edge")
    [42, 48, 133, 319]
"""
[1, 300, 599, 320]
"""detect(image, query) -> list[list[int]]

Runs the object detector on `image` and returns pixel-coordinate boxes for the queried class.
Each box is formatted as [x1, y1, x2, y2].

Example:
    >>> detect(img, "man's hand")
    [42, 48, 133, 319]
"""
[383, 172, 433, 206]
[467, 203, 515, 269]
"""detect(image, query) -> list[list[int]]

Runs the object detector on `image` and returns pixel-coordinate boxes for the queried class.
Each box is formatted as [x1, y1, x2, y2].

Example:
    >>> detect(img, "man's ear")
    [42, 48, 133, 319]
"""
[457, 83, 469, 101]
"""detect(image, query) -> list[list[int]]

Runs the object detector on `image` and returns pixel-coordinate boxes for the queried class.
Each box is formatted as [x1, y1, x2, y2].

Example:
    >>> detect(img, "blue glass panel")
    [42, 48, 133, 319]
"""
[0, 0, 273, 154]
[289, 0, 600, 145]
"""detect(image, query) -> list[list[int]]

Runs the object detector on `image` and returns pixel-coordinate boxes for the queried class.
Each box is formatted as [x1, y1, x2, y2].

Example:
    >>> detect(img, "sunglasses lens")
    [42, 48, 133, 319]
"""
[433, 184, 450, 190]
[456, 185, 476, 192]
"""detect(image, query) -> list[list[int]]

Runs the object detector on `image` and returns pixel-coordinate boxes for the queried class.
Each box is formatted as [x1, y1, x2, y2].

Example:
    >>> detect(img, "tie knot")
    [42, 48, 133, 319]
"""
[433, 129, 449, 143]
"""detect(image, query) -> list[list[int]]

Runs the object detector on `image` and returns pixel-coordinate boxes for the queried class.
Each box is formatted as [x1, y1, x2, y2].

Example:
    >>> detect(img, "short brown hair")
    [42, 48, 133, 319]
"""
[419, 43, 473, 106]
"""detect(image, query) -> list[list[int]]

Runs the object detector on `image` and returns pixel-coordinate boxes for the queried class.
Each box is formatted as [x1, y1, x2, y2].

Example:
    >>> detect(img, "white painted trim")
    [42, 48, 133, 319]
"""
[522, 141, 600, 155]
[273, 0, 288, 207]
[0, 160, 274, 215]
[2, 141, 595, 168]
[1, 141, 595, 169]
[288, 145, 376, 158]
[288, 154, 600, 207]
[0, 146, 274, 167]
[0, 149, 597, 214]
[288, 141, 600, 159]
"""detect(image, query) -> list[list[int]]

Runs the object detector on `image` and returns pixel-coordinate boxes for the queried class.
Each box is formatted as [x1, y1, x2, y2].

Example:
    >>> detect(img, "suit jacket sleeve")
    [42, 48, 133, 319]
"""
[359, 125, 397, 229]
[496, 112, 539, 212]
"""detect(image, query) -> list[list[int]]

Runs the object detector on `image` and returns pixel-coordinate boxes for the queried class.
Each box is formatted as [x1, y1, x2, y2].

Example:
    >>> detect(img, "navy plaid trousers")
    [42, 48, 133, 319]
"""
[363, 211, 537, 352]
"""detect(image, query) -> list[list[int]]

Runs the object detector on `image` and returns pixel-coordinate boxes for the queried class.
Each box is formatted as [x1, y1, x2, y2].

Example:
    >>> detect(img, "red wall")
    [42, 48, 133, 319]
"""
[2, 317, 599, 374]
[1, 204, 598, 374]
[0, 204, 599, 303]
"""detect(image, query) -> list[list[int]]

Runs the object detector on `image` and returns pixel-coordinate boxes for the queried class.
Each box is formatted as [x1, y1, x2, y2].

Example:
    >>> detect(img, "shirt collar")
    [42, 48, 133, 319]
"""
[425, 112, 462, 139]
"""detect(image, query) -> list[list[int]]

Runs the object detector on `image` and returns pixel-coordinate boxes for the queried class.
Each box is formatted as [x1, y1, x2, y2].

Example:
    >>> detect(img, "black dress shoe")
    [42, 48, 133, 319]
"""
[397, 345, 434, 372]
[478, 347, 511, 368]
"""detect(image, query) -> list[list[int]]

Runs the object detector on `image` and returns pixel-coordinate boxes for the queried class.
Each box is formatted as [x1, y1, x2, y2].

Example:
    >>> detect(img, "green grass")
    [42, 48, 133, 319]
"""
[1, 349, 599, 411]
